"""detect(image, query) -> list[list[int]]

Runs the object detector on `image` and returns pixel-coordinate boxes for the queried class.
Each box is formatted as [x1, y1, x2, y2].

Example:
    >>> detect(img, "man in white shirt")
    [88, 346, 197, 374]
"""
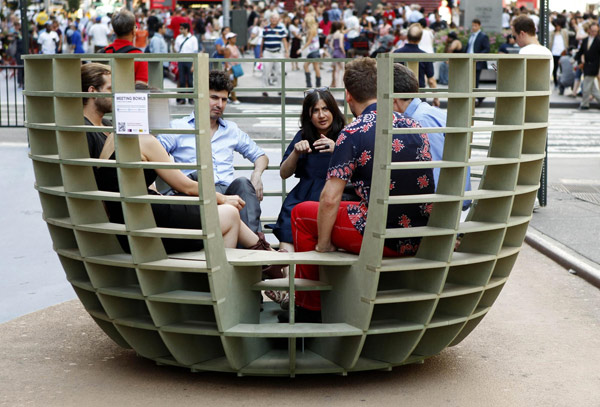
[88, 16, 111, 52]
[418, 19, 435, 54]
[512, 14, 553, 210]
[344, 10, 360, 40]
[511, 15, 553, 76]
[174, 22, 199, 105]
[343, 2, 354, 21]
[38, 23, 59, 54]
[101, 14, 111, 28]
[502, 8, 511, 29]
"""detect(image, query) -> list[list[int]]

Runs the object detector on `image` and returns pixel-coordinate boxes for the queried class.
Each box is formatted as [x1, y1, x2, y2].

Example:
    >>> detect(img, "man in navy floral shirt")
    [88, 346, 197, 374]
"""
[288, 57, 435, 322]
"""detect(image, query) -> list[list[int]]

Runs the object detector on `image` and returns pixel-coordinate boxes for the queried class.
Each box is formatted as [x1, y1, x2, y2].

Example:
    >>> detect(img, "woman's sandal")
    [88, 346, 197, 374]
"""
[265, 290, 285, 303]
[248, 233, 288, 280]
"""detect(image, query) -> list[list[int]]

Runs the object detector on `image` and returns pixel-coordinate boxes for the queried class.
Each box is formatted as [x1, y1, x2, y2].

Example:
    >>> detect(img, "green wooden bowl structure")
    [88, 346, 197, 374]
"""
[25, 53, 550, 376]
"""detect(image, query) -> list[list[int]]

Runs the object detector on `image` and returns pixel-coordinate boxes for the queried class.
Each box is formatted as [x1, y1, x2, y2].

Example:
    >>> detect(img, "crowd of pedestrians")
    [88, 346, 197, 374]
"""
[1, 1, 599, 106]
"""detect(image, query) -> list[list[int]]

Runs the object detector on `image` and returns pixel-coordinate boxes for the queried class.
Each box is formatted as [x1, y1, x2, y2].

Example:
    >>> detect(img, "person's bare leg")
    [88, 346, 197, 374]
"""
[237, 221, 263, 248]
[331, 63, 337, 88]
[314, 62, 321, 78]
[219, 205, 241, 248]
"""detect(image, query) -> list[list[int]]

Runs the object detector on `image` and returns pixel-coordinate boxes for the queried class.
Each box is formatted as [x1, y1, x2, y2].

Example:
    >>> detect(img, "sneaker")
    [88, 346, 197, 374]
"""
[579, 105, 590, 110]
[262, 92, 268, 97]
[231, 100, 241, 105]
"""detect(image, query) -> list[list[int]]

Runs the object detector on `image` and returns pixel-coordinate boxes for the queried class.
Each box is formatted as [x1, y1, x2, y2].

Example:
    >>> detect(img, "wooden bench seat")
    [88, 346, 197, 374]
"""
[169, 248, 360, 266]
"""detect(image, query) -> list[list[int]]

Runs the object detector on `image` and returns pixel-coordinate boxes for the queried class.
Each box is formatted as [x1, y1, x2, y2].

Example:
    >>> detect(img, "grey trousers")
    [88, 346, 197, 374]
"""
[262, 49, 283, 88]
[580, 75, 600, 108]
[215, 178, 262, 234]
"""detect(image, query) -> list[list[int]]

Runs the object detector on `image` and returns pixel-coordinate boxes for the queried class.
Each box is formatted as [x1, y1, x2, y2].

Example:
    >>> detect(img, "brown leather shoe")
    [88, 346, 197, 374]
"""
[247, 233, 286, 279]
[247, 232, 271, 251]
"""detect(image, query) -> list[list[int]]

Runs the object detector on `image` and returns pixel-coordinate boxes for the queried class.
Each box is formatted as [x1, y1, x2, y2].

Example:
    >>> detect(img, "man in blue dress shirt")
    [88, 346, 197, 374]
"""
[158, 71, 268, 233]
[392, 63, 471, 209]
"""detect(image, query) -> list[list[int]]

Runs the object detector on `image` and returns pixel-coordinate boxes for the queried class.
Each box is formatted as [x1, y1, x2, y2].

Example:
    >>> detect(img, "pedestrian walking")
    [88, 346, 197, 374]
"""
[224, 32, 242, 104]
[174, 22, 199, 105]
[466, 19, 490, 106]
[261, 12, 289, 97]
[87, 16, 111, 53]
[575, 22, 600, 110]
[299, 15, 321, 88]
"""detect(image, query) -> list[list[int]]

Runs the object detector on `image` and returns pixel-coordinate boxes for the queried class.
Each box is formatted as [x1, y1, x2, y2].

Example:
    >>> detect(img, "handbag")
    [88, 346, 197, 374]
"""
[231, 64, 244, 78]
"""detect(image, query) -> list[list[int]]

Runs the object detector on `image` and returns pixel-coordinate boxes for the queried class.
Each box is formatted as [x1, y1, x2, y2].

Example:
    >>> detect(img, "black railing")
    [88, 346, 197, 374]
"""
[0, 65, 25, 127]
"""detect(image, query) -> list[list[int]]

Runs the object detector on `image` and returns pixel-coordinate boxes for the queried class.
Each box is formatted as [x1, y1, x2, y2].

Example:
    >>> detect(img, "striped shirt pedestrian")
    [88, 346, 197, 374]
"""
[260, 13, 289, 94]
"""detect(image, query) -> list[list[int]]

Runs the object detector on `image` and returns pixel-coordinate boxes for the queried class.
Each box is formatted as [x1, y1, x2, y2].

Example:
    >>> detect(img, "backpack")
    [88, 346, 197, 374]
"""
[98, 44, 140, 54]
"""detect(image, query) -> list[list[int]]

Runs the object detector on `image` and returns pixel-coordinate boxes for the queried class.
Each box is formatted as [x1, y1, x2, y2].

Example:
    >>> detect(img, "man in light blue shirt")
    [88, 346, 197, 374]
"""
[328, 3, 342, 22]
[148, 21, 168, 69]
[392, 63, 471, 209]
[158, 71, 268, 233]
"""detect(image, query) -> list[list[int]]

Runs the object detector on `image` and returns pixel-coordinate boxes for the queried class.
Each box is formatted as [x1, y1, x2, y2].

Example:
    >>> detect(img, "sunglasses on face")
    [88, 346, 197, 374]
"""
[304, 87, 330, 97]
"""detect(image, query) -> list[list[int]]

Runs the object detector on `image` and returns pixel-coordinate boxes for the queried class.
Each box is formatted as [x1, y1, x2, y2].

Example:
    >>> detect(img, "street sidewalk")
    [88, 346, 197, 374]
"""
[526, 157, 600, 287]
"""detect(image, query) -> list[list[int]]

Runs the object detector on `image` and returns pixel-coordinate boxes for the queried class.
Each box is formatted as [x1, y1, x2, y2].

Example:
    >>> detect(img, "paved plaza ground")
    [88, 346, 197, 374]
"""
[1, 244, 599, 406]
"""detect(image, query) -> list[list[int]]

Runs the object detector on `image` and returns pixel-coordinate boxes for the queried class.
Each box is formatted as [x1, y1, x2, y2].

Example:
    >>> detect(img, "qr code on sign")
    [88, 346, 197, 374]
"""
[118, 122, 126, 132]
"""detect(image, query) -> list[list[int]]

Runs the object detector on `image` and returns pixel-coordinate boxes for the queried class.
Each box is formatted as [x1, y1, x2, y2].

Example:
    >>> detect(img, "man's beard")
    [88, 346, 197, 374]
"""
[96, 97, 112, 115]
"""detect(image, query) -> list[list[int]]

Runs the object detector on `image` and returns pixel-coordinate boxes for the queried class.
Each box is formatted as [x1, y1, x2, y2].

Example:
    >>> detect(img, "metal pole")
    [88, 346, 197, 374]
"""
[538, 0, 549, 207]
[20, 0, 29, 56]
[223, 0, 231, 28]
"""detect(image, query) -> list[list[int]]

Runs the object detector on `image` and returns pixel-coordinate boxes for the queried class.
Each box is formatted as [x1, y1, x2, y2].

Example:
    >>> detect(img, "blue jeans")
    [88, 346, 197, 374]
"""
[438, 62, 449, 85]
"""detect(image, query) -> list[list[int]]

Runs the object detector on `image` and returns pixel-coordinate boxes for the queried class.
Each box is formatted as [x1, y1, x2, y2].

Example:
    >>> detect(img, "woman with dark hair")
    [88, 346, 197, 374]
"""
[289, 16, 302, 71]
[498, 34, 517, 54]
[270, 88, 345, 253]
[550, 19, 569, 87]
[438, 31, 462, 85]
[319, 11, 332, 37]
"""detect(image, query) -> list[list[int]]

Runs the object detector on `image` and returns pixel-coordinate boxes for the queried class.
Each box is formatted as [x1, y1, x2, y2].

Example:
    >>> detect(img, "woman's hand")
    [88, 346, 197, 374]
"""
[294, 139, 312, 154]
[222, 194, 245, 210]
[313, 134, 335, 153]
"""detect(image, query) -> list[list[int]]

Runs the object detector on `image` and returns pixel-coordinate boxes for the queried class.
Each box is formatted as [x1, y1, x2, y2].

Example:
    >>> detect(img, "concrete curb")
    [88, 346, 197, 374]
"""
[525, 226, 600, 289]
